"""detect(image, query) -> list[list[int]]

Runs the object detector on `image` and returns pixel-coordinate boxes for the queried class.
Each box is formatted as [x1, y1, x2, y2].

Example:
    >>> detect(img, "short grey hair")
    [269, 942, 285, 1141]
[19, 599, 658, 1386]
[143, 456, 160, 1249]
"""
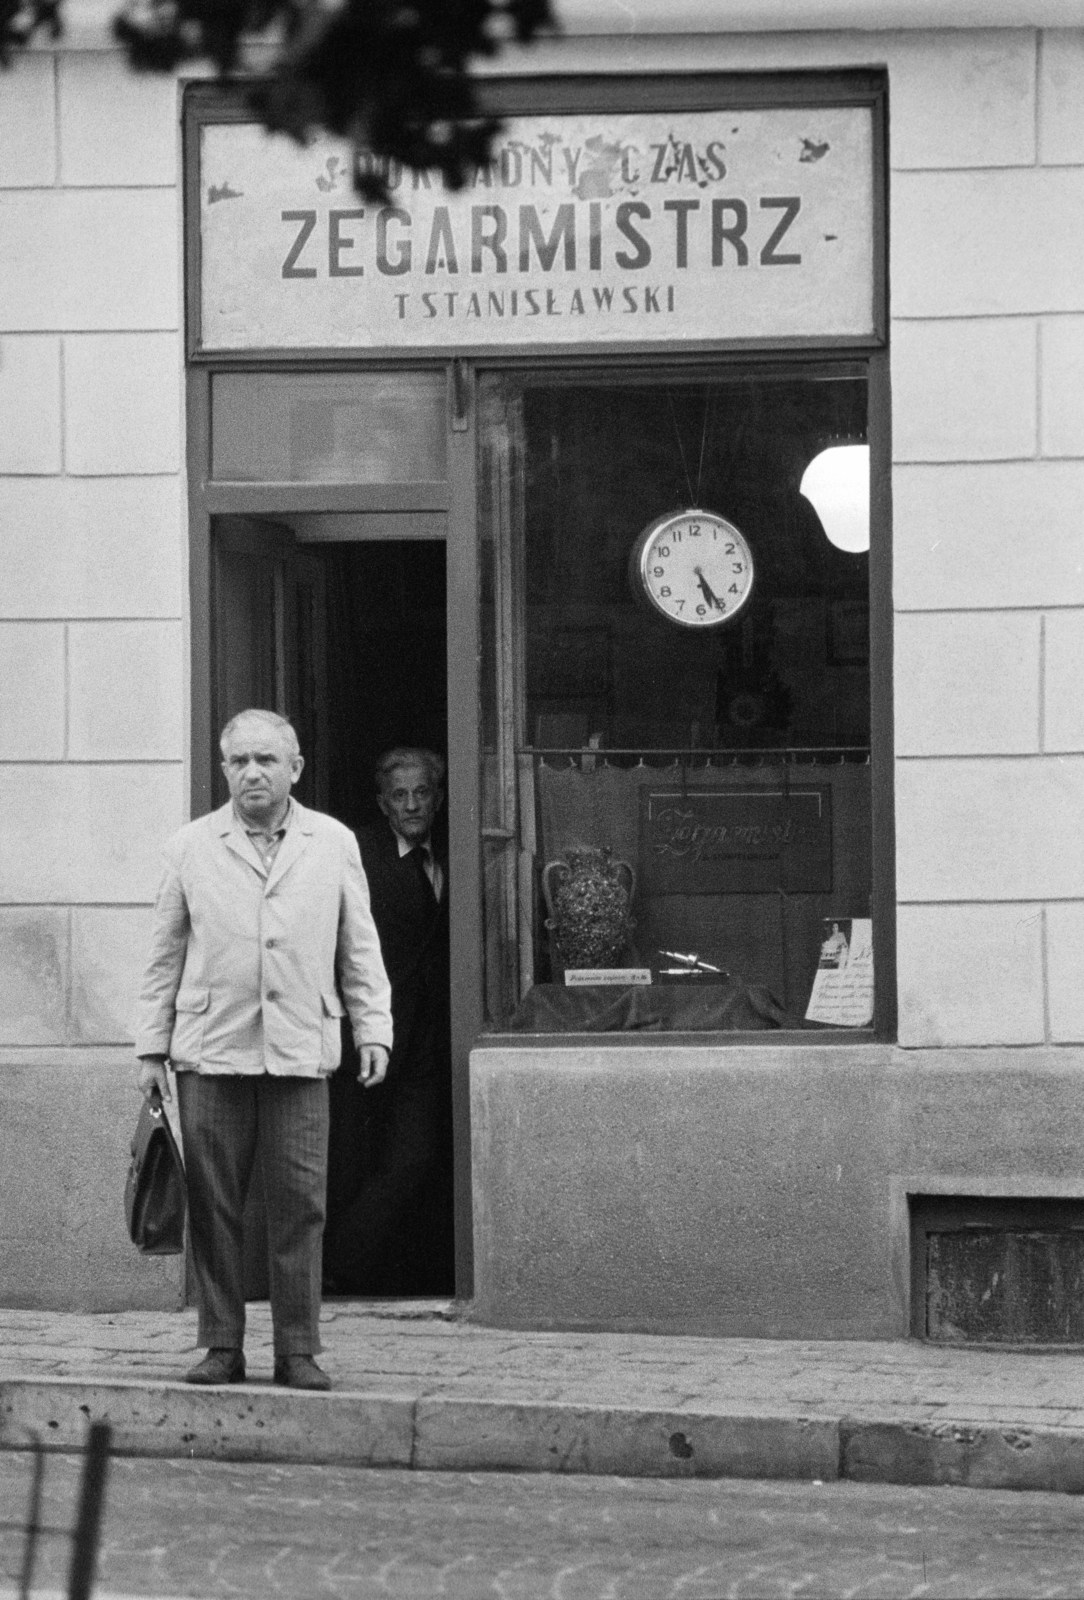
[220, 709, 300, 759]
[375, 746, 445, 791]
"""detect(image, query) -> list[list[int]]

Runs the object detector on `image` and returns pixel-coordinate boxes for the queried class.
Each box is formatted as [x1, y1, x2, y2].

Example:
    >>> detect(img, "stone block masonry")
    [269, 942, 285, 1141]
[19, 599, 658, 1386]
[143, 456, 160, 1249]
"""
[0, 50, 184, 1308]
[891, 26, 1084, 1050]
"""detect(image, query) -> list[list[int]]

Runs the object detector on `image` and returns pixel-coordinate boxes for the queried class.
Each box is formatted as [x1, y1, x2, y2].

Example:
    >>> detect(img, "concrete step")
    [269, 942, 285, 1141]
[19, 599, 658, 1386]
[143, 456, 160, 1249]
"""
[4, 1375, 1084, 1494]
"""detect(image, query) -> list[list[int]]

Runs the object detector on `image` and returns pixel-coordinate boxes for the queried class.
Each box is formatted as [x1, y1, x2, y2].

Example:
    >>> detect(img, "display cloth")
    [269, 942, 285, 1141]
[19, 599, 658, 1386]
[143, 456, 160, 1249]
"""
[509, 976, 800, 1033]
[530, 758, 871, 1016]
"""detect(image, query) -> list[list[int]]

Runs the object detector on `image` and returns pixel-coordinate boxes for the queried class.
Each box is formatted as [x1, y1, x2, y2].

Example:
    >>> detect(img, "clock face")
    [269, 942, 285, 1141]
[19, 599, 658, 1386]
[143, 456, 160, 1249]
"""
[631, 509, 755, 628]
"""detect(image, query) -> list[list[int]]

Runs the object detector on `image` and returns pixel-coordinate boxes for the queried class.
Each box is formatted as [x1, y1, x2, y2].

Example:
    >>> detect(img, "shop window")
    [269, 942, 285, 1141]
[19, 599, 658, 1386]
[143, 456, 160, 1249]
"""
[211, 370, 447, 482]
[479, 369, 874, 1033]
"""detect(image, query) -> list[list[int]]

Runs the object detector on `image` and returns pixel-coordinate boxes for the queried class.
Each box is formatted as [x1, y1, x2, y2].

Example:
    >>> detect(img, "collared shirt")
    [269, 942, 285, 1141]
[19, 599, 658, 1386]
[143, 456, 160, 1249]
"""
[394, 830, 444, 902]
[239, 797, 294, 872]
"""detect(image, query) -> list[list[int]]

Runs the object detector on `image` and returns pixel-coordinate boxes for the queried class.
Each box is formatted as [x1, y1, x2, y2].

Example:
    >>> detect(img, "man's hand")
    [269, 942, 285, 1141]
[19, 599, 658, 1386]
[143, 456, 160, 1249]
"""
[136, 1055, 171, 1102]
[357, 1044, 390, 1088]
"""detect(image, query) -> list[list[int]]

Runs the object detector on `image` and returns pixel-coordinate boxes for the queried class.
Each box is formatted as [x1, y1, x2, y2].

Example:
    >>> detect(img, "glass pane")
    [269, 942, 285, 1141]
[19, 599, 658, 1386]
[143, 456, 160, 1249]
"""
[212, 371, 447, 482]
[479, 371, 873, 1034]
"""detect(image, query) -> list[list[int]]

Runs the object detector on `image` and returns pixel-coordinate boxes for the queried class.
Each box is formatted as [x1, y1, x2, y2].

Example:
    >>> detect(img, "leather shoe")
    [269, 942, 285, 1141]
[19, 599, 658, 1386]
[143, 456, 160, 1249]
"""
[185, 1347, 245, 1385]
[273, 1354, 331, 1391]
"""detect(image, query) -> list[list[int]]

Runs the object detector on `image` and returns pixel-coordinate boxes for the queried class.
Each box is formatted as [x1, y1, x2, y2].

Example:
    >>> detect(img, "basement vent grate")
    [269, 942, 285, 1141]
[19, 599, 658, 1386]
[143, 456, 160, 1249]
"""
[910, 1196, 1084, 1345]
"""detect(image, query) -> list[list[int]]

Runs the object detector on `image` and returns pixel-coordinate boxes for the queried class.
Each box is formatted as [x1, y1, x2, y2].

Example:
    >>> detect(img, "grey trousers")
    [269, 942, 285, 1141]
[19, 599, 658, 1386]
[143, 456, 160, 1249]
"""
[176, 1073, 329, 1357]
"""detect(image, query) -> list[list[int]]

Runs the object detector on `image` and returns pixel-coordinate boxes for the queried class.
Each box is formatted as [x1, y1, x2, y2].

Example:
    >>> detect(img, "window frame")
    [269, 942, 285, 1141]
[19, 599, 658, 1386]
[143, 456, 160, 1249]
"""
[472, 345, 894, 1045]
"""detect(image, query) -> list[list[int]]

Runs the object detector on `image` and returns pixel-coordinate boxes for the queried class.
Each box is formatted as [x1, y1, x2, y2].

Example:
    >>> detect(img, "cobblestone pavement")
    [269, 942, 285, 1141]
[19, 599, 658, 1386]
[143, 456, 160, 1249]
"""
[3, 1453, 1084, 1599]
[2, 1304, 1083, 1432]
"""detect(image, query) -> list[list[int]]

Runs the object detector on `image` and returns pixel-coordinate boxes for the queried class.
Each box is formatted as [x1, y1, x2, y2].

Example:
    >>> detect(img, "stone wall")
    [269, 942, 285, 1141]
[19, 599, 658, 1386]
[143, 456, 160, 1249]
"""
[470, 1041, 1084, 1337]
[889, 33, 1084, 1047]
[0, 50, 185, 1306]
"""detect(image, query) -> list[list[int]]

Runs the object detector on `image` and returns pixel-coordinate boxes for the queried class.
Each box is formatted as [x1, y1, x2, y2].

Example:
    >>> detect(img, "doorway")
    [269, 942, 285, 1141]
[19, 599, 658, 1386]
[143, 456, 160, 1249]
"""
[320, 537, 453, 1297]
[212, 516, 453, 1297]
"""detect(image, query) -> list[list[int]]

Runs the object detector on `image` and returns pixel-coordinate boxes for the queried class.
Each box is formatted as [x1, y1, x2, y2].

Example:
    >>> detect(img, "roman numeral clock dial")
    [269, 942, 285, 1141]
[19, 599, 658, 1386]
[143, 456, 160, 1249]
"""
[629, 510, 755, 628]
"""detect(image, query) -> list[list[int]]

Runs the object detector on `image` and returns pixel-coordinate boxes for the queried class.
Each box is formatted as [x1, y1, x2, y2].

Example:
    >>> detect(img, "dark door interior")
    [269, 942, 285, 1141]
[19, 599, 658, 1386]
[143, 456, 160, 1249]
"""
[212, 520, 453, 1297]
[319, 539, 453, 1297]
[321, 540, 448, 834]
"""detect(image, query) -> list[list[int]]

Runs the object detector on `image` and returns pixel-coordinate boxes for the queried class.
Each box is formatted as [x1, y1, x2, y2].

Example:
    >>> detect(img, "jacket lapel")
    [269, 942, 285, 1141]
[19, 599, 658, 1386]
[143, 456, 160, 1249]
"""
[265, 803, 314, 892]
[218, 804, 266, 877]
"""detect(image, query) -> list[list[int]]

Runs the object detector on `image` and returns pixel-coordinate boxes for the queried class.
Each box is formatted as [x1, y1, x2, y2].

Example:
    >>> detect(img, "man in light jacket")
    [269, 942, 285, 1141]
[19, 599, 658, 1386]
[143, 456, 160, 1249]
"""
[133, 709, 392, 1390]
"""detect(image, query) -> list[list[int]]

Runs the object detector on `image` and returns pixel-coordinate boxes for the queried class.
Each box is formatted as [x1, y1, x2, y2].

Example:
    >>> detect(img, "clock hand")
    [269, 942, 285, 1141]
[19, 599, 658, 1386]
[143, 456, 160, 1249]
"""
[694, 566, 723, 609]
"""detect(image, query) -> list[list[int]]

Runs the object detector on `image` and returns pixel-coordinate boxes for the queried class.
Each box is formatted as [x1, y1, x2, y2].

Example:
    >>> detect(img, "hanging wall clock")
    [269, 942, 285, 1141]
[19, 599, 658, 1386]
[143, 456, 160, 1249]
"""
[629, 509, 755, 629]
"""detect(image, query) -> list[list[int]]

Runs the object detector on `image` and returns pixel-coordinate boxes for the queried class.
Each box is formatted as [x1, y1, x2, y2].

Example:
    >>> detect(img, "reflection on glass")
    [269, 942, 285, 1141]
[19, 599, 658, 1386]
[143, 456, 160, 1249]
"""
[480, 373, 874, 1034]
[212, 371, 447, 482]
[800, 444, 870, 552]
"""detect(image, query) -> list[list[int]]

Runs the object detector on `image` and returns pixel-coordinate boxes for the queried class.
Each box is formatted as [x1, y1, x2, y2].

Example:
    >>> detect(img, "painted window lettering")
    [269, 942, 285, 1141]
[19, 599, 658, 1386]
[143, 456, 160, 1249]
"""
[279, 197, 803, 281]
[651, 807, 796, 860]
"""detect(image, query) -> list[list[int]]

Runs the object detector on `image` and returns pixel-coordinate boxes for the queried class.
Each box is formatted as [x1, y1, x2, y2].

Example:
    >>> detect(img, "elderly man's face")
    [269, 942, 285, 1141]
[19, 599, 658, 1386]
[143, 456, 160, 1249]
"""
[379, 763, 442, 844]
[222, 719, 303, 824]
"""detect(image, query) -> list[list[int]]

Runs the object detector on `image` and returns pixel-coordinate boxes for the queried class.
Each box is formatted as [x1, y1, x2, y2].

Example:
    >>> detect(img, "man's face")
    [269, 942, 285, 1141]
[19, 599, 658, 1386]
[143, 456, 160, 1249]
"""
[378, 763, 442, 844]
[222, 720, 303, 823]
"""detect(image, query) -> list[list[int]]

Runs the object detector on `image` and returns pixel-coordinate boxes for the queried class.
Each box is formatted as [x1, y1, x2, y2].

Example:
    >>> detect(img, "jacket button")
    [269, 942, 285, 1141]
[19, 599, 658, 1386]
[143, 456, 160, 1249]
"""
[265, 990, 280, 1001]
[265, 938, 276, 948]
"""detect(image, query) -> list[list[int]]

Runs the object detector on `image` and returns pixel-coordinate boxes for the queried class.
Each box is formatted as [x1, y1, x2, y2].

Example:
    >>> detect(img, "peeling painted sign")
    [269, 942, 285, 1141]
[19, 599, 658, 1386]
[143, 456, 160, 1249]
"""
[197, 108, 875, 352]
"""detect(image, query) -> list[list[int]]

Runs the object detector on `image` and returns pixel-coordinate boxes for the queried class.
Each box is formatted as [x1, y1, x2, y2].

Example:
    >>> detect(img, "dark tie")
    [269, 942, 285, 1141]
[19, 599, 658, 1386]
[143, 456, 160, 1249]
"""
[407, 845, 437, 902]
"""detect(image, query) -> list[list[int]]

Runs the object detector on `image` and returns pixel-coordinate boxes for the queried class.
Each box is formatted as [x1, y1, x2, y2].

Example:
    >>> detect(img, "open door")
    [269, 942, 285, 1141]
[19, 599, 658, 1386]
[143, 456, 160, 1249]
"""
[210, 517, 454, 1301]
[211, 515, 329, 1297]
[212, 516, 328, 809]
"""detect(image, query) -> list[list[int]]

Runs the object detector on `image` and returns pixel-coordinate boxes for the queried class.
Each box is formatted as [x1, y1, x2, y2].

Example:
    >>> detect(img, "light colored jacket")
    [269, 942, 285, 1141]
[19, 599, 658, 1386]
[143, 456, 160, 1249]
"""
[133, 801, 393, 1076]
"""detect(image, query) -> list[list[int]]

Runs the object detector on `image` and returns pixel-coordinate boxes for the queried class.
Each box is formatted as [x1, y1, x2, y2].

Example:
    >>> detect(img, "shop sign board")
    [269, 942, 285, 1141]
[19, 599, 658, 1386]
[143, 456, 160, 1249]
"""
[197, 107, 875, 352]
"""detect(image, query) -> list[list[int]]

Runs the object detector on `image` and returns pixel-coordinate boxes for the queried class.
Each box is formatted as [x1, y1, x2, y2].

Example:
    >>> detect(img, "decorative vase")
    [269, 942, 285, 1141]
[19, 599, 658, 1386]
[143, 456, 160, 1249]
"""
[542, 846, 636, 971]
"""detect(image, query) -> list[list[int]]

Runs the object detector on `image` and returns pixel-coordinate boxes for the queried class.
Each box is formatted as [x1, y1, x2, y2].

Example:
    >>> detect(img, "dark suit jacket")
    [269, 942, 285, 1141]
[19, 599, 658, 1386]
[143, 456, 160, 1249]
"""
[355, 822, 449, 1083]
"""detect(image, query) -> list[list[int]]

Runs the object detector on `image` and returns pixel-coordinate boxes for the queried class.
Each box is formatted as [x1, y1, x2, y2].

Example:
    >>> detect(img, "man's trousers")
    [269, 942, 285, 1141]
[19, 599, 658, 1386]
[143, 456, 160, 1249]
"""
[176, 1073, 329, 1357]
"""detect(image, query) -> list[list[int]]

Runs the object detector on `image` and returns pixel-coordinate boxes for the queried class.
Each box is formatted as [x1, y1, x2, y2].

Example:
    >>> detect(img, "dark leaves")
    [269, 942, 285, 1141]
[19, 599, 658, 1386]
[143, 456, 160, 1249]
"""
[0, 0, 63, 65]
[2, 1, 554, 197]
[110, 0, 556, 198]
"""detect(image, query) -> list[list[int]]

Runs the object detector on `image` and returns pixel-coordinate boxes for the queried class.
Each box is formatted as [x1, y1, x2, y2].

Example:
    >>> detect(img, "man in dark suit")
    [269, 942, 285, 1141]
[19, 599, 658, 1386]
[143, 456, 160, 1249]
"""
[323, 747, 453, 1294]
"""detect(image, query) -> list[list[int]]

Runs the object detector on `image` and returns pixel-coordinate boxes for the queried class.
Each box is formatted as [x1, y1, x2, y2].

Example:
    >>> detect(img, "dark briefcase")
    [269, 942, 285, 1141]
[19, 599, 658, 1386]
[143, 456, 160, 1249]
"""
[125, 1089, 187, 1255]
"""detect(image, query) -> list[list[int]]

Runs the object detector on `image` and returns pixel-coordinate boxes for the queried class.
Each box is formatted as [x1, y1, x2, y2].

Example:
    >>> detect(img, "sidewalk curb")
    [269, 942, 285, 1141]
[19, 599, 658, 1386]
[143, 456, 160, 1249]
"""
[2, 1379, 1082, 1492]
[840, 1417, 1084, 1494]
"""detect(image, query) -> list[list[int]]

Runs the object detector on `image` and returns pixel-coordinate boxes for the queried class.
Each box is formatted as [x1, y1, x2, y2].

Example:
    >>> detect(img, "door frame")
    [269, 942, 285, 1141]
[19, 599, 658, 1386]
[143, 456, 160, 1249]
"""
[187, 382, 477, 1291]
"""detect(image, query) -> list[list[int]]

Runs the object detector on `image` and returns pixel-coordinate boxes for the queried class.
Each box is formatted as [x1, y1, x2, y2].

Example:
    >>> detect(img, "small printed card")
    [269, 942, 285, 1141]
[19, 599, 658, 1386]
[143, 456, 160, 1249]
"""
[564, 968, 653, 987]
[804, 917, 874, 1027]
